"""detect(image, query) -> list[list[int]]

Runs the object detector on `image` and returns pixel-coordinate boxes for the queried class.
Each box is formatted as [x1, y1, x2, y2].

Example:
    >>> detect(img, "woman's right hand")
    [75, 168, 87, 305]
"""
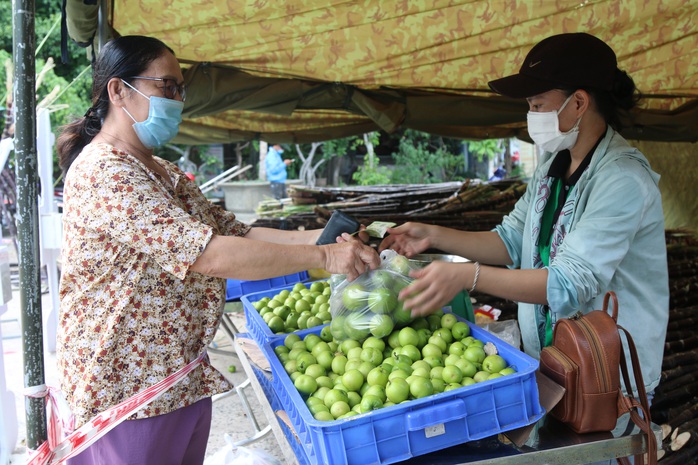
[378, 222, 433, 256]
[323, 239, 381, 281]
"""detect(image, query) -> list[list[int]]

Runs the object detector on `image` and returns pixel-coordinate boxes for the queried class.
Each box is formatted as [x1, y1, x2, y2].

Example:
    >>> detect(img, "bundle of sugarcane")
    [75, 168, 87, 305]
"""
[251, 213, 321, 230]
[330, 211, 508, 233]
[408, 180, 526, 216]
[649, 230, 698, 463]
[250, 180, 528, 235]
[311, 181, 524, 231]
[288, 182, 464, 207]
[255, 199, 285, 215]
[316, 187, 469, 216]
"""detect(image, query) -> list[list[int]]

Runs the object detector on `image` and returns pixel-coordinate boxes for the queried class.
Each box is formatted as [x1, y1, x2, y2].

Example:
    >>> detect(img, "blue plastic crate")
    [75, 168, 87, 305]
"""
[241, 283, 328, 348]
[260, 312, 544, 465]
[238, 331, 313, 465]
[248, 360, 313, 465]
[226, 270, 309, 301]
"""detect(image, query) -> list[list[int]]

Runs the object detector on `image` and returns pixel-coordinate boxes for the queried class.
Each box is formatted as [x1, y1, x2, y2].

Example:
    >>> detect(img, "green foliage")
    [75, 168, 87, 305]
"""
[0, 48, 10, 105]
[351, 132, 390, 186]
[391, 131, 464, 184]
[194, 147, 223, 184]
[352, 153, 391, 186]
[2, 0, 94, 182]
[351, 132, 380, 150]
[467, 139, 503, 162]
[36, 58, 91, 127]
[322, 137, 351, 159]
[1, 0, 93, 115]
[1, 0, 91, 82]
[0, 1, 13, 53]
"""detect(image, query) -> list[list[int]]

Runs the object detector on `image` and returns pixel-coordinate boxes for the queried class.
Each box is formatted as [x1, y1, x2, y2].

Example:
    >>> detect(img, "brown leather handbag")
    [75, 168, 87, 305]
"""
[539, 292, 658, 465]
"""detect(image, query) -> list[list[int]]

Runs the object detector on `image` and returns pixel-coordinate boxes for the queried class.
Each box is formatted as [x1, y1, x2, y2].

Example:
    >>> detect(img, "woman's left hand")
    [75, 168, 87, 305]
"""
[399, 262, 468, 317]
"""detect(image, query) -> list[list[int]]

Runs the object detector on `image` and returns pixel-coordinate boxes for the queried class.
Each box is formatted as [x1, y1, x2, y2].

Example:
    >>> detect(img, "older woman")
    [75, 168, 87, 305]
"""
[56, 35, 379, 465]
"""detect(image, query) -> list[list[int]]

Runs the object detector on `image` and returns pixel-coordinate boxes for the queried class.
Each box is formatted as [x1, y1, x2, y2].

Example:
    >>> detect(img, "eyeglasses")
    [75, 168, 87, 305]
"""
[128, 76, 187, 101]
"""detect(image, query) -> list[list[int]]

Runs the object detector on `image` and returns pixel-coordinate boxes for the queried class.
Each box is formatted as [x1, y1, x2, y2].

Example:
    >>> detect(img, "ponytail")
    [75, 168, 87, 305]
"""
[574, 69, 641, 131]
[56, 107, 103, 176]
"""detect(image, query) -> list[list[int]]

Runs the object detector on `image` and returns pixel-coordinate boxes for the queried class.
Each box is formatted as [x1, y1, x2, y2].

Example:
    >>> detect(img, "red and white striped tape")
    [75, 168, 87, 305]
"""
[24, 351, 206, 465]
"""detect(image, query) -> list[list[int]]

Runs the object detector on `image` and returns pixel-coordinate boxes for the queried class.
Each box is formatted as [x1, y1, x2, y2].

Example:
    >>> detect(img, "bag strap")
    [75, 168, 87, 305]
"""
[616, 325, 657, 465]
[603, 291, 619, 322]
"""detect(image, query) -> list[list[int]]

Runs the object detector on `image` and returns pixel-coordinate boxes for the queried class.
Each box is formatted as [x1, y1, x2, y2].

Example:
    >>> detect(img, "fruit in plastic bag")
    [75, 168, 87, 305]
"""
[342, 283, 367, 311]
[344, 311, 371, 340]
[329, 250, 419, 342]
[367, 288, 397, 314]
[385, 253, 412, 275]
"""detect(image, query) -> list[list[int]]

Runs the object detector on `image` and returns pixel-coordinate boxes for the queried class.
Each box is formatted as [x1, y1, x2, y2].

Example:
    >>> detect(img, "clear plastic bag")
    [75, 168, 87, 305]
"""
[328, 250, 419, 342]
[478, 319, 522, 350]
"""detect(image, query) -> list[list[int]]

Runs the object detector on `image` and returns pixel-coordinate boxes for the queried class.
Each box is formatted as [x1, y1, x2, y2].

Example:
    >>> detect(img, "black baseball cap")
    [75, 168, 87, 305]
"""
[488, 33, 618, 98]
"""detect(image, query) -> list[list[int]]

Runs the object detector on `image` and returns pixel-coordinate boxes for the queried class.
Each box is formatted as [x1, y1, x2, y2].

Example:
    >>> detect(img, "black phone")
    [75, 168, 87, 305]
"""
[315, 210, 361, 245]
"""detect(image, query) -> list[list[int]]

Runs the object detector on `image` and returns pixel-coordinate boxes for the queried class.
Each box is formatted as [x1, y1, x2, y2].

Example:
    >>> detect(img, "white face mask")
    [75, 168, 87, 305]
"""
[527, 94, 581, 153]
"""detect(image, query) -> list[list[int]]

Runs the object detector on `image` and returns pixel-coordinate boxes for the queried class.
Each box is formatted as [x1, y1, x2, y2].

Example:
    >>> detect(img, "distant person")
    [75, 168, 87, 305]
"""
[489, 165, 506, 181]
[265, 143, 293, 199]
[55, 35, 379, 465]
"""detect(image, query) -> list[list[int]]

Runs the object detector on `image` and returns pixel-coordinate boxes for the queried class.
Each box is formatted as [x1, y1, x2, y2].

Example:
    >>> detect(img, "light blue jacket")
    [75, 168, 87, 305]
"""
[265, 146, 287, 183]
[495, 127, 668, 392]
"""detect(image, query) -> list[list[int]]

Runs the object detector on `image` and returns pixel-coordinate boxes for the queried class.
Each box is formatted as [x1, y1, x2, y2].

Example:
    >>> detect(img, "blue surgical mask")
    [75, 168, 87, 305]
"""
[121, 79, 184, 148]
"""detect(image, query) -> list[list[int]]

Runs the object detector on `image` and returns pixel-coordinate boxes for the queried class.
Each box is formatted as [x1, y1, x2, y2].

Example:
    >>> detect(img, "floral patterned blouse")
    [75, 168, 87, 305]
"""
[57, 143, 250, 426]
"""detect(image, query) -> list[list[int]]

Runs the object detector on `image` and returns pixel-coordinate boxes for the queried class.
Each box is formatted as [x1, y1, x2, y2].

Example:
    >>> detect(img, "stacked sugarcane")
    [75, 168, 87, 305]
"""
[253, 179, 526, 233]
[651, 229, 698, 464]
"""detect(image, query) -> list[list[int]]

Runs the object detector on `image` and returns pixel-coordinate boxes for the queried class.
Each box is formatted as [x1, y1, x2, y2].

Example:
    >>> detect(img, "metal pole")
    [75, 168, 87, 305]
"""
[97, 0, 108, 54]
[13, 0, 47, 450]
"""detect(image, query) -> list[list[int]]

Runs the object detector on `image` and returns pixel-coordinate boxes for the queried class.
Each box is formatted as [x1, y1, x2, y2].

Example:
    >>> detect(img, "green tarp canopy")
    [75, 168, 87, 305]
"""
[63, 0, 698, 145]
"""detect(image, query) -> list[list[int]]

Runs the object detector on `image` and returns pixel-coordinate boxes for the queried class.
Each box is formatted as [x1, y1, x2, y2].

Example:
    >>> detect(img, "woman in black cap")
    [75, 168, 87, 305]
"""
[380, 33, 668, 402]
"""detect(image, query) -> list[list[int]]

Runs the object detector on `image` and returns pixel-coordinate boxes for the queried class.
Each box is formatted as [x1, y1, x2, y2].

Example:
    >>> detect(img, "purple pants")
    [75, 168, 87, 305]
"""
[67, 398, 212, 465]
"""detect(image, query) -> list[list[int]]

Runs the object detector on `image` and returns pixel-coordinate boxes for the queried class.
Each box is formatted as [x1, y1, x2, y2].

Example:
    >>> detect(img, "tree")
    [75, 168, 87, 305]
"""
[231, 142, 251, 173]
[1, 0, 92, 174]
[321, 137, 352, 185]
[352, 132, 391, 186]
[0, 0, 91, 85]
[390, 130, 464, 184]
[295, 142, 324, 188]
[467, 139, 503, 163]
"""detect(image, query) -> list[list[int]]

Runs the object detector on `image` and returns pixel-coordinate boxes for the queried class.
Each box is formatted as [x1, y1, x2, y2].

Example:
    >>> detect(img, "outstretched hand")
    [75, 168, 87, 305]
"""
[399, 261, 467, 317]
[378, 222, 432, 256]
